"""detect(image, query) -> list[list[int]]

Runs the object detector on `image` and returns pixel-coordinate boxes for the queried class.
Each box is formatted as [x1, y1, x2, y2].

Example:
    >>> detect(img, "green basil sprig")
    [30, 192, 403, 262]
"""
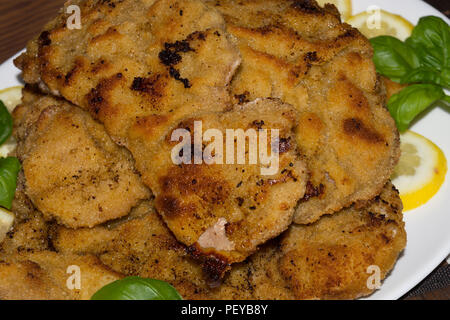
[388, 84, 446, 132]
[371, 36, 420, 82]
[91, 277, 183, 300]
[0, 157, 21, 210]
[405, 16, 450, 80]
[370, 16, 450, 132]
[0, 100, 13, 146]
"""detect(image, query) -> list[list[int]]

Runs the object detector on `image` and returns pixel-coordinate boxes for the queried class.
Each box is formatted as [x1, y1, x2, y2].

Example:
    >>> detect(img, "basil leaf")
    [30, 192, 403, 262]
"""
[405, 16, 450, 72]
[401, 67, 445, 86]
[442, 66, 450, 88]
[370, 36, 420, 82]
[388, 84, 445, 132]
[91, 277, 183, 300]
[0, 101, 13, 146]
[0, 157, 21, 210]
[443, 95, 450, 104]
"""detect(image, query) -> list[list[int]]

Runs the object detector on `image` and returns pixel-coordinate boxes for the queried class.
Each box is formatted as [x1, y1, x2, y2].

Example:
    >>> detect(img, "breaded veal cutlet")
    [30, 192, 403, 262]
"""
[13, 88, 150, 228]
[12, 88, 308, 279]
[50, 181, 405, 300]
[14, 0, 311, 273]
[1, 0, 406, 299]
[206, 0, 401, 224]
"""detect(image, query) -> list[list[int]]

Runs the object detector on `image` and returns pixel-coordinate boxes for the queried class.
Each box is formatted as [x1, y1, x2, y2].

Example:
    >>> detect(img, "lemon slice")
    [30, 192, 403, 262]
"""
[0, 137, 17, 158]
[0, 86, 22, 158]
[0, 208, 14, 243]
[391, 131, 447, 211]
[347, 9, 414, 41]
[316, 0, 352, 21]
[0, 86, 23, 113]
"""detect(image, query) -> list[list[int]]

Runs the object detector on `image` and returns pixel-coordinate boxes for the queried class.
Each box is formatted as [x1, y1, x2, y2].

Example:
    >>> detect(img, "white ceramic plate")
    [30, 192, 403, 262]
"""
[0, 0, 449, 300]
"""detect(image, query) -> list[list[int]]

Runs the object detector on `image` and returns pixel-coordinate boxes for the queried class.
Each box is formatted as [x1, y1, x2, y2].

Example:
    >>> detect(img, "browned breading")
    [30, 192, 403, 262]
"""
[146, 98, 307, 272]
[5, 0, 407, 300]
[14, 0, 240, 150]
[205, 0, 400, 224]
[54, 97, 308, 279]
[14, 88, 307, 277]
[15, 0, 274, 262]
[0, 251, 121, 300]
[0, 180, 121, 301]
[12, 88, 150, 228]
[53, 182, 405, 300]
[54, 200, 211, 298]
[277, 181, 406, 299]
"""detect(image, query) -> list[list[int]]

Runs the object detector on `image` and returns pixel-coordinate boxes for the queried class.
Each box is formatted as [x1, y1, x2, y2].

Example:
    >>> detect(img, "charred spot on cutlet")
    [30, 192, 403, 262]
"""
[235, 91, 250, 104]
[291, 0, 322, 14]
[158, 34, 206, 88]
[159, 47, 182, 66]
[343, 118, 384, 143]
[203, 256, 229, 287]
[187, 31, 207, 42]
[87, 88, 104, 114]
[186, 245, 230, 287]
[169, 67, 191, 88]
[131, 75, 162, 93]
[278, 137, 292, 153]
[156, 195, 196, 219]
[86, 76, 123, 115]
[304, 51, 319, 62]
[64, 59, 85, 85]
[302, 182, 325, 202]
[252, 120, 265, 130]
[38, 31, 51, 47]
[159, 40, 194, 66]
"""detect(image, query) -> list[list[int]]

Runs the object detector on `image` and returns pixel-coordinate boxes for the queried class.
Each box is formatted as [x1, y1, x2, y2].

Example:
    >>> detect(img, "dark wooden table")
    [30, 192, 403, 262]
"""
[0, 0, 449, 300]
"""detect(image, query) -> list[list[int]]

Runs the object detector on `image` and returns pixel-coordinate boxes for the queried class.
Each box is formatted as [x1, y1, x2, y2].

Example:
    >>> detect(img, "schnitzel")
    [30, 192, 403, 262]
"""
[276, 182, 405, 299]
[0, 251, 120, 300]
[146, 98, 307, 273]
[15, 0, 243, 252]
[15, 0, 240, 148]
[3, 0, 406, 299]
[206, 0, 401, 224]
[14, 0, 309, 270]
[1, 129, 405, 300]
[0, 176, 121, 300]
[13, 88, 150, 228]
[52, 181, 405, 300]
[13, 89, 308, 279]
[205, 181, 406, 300]
[54, 200, 209, 296]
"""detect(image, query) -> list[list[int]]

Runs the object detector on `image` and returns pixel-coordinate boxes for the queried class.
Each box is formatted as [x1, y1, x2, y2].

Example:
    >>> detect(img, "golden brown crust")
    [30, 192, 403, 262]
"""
[56, 98, 308, 279]
[146, 99, 307, 270]
[0, 251, 121, 300]
[54, 200, 212, 299]
[53, 182, 406, 300]
[206, 0, 400, 224]
[382, 76, 408, 100]
[13, 88, 150, 228]
[207, 182, 406, 300]
[279, 182, 406, 299]
[0, 178, 121, 301]
[7, 0, 407, 299]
